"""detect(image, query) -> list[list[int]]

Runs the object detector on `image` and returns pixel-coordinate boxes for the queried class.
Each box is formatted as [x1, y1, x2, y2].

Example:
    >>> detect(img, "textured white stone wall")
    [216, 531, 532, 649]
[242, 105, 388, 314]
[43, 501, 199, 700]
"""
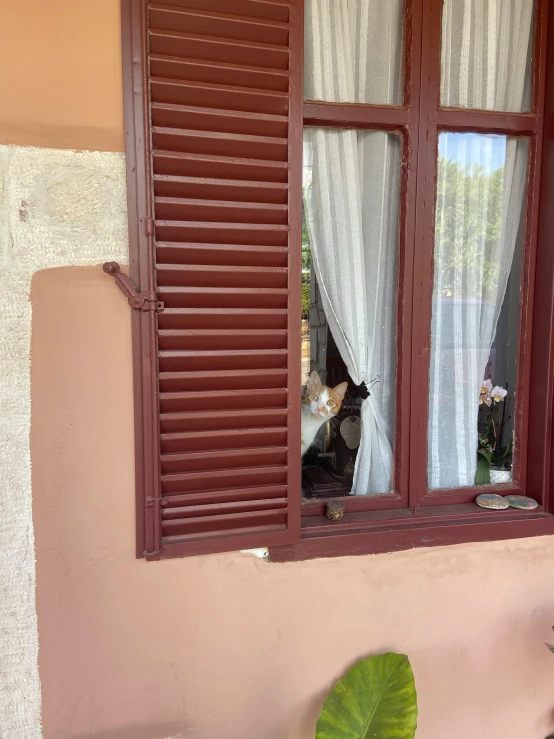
[0, 145, 128, 739]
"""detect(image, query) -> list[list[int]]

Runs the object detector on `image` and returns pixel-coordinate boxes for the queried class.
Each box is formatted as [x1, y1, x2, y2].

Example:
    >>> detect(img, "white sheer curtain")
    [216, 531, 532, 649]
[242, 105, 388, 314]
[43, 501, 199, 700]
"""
[304, 0, 402, 495]
[304, 0, 403, 105]
[441, 0, 534, 112]
[428, 0, 532, 489]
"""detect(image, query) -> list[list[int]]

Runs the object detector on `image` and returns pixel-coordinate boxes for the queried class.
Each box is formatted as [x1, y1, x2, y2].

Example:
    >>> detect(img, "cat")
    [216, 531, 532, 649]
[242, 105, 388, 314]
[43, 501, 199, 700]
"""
[301, 371, 348, 457]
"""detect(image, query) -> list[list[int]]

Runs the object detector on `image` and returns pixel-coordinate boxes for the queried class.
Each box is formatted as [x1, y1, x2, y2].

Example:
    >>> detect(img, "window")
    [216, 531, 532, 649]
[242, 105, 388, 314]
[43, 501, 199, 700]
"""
[120, 0, 554, 562]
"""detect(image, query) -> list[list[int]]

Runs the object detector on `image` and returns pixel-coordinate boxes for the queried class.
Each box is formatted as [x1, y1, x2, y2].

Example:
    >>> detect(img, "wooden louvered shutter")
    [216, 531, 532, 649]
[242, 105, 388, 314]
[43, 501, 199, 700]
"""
[121, 0, 302, 559]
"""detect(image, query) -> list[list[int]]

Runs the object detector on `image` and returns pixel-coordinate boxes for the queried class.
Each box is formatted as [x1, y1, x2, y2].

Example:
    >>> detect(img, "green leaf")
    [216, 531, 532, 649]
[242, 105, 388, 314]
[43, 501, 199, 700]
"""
[475, 455, 491, 485]
[477, 448, 493, 463]
[315, 653, 418, 739]
[545, 643, 554, 654]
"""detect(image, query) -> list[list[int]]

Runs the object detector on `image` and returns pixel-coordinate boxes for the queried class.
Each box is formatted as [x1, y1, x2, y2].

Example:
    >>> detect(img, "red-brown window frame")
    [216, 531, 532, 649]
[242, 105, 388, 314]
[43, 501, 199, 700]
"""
[271, 0, 554, 562]
[120, 0, 554, 562]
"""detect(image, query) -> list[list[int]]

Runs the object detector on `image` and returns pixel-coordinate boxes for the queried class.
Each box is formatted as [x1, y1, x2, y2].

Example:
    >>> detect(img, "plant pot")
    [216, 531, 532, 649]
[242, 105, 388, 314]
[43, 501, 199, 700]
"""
[490, 466, 512, 485]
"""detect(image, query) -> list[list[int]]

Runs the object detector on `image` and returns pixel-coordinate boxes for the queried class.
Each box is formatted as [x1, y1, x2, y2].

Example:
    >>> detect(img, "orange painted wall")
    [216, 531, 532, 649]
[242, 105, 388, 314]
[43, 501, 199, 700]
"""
[32, 267, 554, 739]
[0, 0, 124, 151]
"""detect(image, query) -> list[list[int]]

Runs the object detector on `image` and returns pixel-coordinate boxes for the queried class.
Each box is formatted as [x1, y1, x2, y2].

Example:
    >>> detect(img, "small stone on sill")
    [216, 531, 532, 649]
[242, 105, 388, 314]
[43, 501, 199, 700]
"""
[505, 495, 539, 510]
[475, 493, 510, 510]
[326, 501, 345, 521]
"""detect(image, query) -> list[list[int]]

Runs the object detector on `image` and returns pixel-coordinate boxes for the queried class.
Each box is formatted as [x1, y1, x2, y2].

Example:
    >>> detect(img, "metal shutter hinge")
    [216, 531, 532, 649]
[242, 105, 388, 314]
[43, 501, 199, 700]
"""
[145, 496, 162, 508]
[103, 262, 164, 312]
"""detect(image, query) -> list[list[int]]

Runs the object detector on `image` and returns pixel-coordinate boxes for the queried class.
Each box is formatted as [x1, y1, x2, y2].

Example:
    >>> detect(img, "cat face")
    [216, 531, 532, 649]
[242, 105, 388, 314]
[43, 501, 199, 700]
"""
[303, 371, 348, 420]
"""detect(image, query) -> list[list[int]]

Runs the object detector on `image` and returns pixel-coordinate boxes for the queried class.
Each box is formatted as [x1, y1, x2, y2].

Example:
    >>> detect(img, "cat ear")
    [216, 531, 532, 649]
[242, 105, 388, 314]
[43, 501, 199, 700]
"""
[333, 382, 348, 401]
[307, 370, 321, 391]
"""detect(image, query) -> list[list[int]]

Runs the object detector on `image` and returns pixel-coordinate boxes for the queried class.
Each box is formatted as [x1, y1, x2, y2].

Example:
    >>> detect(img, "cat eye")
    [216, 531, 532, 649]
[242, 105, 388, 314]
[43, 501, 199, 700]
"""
[327, 399, 335, 406]
[310, 394, 318, 401]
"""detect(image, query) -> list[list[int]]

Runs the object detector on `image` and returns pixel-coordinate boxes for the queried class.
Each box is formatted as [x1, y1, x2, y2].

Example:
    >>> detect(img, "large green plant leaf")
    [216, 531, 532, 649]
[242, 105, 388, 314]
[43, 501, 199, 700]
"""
[315, 653, 417, 739]
[474, 454, 491, 485]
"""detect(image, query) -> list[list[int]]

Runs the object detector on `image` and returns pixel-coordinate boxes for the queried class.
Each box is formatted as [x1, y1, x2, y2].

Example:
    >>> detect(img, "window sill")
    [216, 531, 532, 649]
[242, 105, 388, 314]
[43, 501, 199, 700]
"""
[269, 504, 554, 562]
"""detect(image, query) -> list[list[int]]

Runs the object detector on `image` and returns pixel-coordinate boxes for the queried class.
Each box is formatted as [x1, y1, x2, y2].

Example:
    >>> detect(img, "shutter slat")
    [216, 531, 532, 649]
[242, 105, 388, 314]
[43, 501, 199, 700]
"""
[161, 446, 287, 473]
[148, 30, 289, 69]
[151, 79, 288, 115]
[158, 329, 287, 351]
[161, 466, 288, 494]
[162, 484, 288, 508]
[152, 126, 287, 161]
[154, 221, 288, 246]
[149, 55, 289, 90]
[159, 370, 287, 392]
[159, 387, 287, 411]
[153, 151, 288, 181]
[161, 427, 287, 452]
[156, 243, 288, 266]
[125, 0, 300, 555]
[157, 286, 287, 309]
[159, 407, 287, 433]
[158, 308, 287, 330]
[158, 349, 287, 372]
[153, 197, 288, 224]
[158, 368, 287, 391]
[162, 429, 286, 454]
[156, 264, 288, 288]
[153, 176, 288, 204]
[151, 103, 288, 138]
[162, 510, 287, 538]
[163, 497, 288, 519]
[151, 0, 290, 23]
[149, 4, 289, 45]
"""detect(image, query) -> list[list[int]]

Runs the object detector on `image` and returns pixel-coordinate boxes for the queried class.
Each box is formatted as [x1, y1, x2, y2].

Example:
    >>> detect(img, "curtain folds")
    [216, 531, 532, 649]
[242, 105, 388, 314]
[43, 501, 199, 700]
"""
[304, 129, 400, 495]
[428, 136, 528, 488]
[304, 0, 404, 105]
[304, 0, 532, 494]
[441, 0, 534, 112]
[429, 0, 532, 488]
[304, 0, 402, 494]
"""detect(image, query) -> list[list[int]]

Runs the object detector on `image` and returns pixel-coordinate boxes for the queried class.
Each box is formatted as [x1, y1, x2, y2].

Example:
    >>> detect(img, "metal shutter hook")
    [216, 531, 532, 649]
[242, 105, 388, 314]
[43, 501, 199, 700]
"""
[102, 262, 163, 312]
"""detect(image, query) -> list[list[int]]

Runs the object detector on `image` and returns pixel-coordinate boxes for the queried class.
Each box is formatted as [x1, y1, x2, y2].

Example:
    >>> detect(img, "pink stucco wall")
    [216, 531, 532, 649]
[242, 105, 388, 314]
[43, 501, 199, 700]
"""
[30, 267, 554, 739]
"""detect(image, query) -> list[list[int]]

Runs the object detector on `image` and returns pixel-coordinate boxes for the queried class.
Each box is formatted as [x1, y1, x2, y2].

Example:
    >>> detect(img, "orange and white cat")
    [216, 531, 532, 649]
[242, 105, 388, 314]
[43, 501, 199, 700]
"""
[301, 371, 348, 456]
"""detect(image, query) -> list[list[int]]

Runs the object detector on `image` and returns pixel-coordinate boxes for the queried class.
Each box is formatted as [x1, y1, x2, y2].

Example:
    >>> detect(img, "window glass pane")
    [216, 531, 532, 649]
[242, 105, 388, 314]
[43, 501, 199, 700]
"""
[302, 129, 401, 497]
[304, 0, 404, 105]
[441, 0, 534, 112]
[428, 133, 528, 489]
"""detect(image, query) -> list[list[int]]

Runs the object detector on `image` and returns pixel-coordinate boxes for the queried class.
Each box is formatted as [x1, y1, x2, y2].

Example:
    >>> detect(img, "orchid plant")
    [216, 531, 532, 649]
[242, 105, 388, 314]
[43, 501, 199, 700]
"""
[479, 379, 507, 407]
[475, 379, 511, 484]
